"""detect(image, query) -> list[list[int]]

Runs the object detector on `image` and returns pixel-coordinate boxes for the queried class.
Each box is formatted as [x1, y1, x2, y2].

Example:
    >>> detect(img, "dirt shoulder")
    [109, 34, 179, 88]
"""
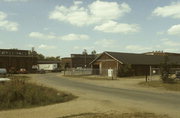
[60, 74, 180, 94]
[0, 74, 179, 118]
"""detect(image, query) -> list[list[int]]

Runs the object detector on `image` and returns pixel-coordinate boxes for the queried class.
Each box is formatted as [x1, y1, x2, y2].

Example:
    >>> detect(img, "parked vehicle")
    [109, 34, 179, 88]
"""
[0, 78, 10, 83]
[51, 68, 62, 72]
[18, 68, 28, 74]
[37, 69, 46, 74]
[38, 64, 58, 71]
[9, 67, 18, 74]
[175, 71, 180, 79]
[0, 68, 7, 76]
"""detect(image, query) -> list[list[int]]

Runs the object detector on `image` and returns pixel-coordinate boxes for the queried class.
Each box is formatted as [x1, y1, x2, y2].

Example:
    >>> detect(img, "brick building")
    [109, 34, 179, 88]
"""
[90, 51, 180, 76]
[61, 57, 72, 69]
[0, 49, 37, 73]
[61, 54, 96, 69]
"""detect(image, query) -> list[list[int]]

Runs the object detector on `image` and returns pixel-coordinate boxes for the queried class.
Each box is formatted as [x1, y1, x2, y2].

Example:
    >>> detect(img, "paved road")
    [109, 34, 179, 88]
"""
[35, 74, 180, 110]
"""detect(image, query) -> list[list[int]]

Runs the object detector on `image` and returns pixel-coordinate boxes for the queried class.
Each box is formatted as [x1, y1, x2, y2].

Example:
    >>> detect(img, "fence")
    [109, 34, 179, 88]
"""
[64, 68, 117, 79]
[64, 68, 93, 76]
[150, 67, 180, 80]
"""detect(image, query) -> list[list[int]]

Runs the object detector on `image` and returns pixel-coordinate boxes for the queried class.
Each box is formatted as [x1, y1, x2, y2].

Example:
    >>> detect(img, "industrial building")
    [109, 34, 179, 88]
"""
[62, 54, 96, 69]
[0, 49, 37, 73]
[90, 51, 180, 76]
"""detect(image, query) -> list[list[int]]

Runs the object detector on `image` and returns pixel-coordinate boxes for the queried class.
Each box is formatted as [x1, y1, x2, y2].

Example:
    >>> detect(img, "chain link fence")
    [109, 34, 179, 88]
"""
[63, 68, 118, 79]
[150, 67, 180, 80]
[64, 68, 93, 76]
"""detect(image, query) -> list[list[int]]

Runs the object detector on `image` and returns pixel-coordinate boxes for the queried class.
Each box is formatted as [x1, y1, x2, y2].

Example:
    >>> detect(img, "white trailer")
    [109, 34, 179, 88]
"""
[38, 64, 58, 71]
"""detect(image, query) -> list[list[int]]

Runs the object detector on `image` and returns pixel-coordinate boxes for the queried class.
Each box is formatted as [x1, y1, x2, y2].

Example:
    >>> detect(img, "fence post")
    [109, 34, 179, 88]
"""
[145, 70, 148, 82]
[149, 66, 152, 80]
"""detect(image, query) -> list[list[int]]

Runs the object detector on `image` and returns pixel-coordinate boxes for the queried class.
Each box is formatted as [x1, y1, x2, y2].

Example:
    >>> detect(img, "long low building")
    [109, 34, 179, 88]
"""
[0, 49, 37, 73]
[90, 51, 180, 76]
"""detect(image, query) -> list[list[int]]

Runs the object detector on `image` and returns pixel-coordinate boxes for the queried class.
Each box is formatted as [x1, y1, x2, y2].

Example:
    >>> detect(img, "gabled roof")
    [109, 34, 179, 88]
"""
[38, 60, 60, 64]
[90, 51, 180, 65]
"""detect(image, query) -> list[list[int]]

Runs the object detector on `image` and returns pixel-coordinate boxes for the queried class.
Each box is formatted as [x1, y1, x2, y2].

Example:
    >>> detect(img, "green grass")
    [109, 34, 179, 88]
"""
[139, 80, 180, 91]
[0, 76, 76, 110]
[58, 112, 170, 118]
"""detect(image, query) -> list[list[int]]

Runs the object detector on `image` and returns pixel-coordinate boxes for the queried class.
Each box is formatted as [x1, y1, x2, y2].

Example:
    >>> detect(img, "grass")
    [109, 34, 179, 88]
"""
[64, 75, 118, 80]
[58, 112, 170, 118]
[64, 74, 147, 81]
[139, 80, 180, 91]
[0, 76, 76, 110]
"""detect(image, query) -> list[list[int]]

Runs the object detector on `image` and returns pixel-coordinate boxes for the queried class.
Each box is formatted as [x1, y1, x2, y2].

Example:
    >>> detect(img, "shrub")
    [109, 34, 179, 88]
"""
[0, 77, 75, 110]
[160, 56, 176, 83]
[118, 64, 134, 77]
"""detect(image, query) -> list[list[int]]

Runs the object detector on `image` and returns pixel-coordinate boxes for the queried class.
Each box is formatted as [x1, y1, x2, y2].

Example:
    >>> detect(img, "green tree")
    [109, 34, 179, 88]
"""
[46, 56, 60, 61]
[118, 64, 134, 77]
[160, 56, 174, 83]
[91, 50, 96, 55]
[37, 53, 45, 60]
[82, 49, 88, 55]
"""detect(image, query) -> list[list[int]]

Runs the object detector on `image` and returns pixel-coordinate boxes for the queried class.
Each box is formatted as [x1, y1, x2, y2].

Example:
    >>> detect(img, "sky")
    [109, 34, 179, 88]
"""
[0, 0, 180, 57]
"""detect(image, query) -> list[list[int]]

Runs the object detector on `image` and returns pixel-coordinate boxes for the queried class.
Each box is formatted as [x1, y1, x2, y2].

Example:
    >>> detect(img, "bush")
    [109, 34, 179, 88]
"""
[160, 56, 176, 83]
[118, 64, 134, 77]
[0, 77, 75, 110]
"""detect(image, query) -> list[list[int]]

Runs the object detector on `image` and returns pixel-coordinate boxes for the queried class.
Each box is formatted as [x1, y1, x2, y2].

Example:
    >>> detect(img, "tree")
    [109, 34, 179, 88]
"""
[82, 49, 88, 55]
[46, 56, 60, 61]
[36, 53, 60, 61]
[37, 53, 45, 60]
[91, 50, 96, 55]
[160, 56, 174, 83]
[118, 64, 134, 77]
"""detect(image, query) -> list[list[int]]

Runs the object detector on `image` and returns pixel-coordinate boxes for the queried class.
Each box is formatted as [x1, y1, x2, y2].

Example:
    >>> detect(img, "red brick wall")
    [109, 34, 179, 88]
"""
[92, 53, 119, 76]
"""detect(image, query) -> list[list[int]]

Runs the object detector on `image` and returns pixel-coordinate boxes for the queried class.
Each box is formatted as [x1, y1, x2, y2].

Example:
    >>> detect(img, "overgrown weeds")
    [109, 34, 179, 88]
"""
[139, 81, 180, 91]
[0, 76, 76, 110]
[58, 112, 170, 118]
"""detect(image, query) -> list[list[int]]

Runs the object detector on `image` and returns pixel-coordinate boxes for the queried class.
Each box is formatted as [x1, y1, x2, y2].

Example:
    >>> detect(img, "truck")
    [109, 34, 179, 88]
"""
[38, 64, 58, 71]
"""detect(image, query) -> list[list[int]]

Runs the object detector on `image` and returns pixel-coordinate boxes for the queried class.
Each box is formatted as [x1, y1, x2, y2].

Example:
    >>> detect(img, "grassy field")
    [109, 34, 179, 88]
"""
[59, 112, 170, 118]
[0, 76, 76, 110]
[139, 80, 180, 91]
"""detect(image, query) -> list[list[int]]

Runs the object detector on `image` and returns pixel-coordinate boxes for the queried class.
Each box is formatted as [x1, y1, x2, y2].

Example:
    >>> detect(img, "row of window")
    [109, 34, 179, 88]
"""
[0, 51, 30, 56]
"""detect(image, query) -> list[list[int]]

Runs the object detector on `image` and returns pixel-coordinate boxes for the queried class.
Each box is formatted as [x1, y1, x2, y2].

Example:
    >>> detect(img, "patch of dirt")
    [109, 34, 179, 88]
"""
[58, 112, 170, 118]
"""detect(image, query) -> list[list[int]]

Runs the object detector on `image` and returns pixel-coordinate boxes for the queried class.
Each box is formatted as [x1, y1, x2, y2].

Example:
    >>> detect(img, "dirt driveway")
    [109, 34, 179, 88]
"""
[0, 73, 179, 118]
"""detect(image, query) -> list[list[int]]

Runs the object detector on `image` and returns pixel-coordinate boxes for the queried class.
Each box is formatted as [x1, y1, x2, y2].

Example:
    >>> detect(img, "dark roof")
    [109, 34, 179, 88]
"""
[91, 51, 180, 65]
[71, 54, 96, 58]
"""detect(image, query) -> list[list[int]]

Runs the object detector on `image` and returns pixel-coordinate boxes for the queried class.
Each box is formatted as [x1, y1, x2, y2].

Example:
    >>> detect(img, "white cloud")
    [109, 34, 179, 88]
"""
[1, 0, 28, 2]
[74, 1, 83, 6]
[94, 39, 117, 48]
[0, 11, 18, 31]
[61, 33, 89, 41]
[49, 1, 131, 26]
[29, 32, 89, 41]
[38, 44, 57, 50]
[163, 48, 180, 52]
[94, 20, 140, 34]
[73, 46, 94, 50]
[125, 45, 152, 51]
[167, 24, 180, 36]
[157, 31, 165, 35]
[0, 12, 7, 20]
[29, 32, 56, 40]
[160, 38, 180, 47]
[153, 2, 180, 19]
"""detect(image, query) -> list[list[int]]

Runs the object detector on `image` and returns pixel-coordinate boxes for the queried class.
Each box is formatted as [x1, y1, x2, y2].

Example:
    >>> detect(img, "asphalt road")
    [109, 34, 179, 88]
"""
[35, 73, 180, 111]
